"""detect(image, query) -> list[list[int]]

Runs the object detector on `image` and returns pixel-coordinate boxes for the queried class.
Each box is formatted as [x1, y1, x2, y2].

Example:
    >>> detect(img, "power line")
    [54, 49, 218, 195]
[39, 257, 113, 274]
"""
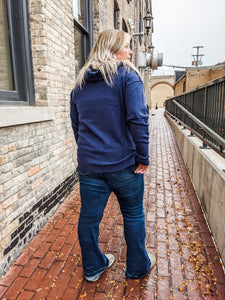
[162, 62, 225, 70]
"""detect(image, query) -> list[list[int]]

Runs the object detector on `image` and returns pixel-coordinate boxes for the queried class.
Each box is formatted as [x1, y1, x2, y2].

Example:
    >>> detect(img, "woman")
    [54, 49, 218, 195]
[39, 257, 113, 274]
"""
[70, 29, 156, 281]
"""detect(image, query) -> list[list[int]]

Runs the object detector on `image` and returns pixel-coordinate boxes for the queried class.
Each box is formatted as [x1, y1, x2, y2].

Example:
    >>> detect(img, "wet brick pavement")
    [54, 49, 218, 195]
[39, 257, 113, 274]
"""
[0, 109, 225, 299]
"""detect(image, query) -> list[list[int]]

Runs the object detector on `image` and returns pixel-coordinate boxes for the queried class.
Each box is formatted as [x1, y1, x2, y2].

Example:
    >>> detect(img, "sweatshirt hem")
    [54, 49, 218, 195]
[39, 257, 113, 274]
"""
[77, 158, 136, 173]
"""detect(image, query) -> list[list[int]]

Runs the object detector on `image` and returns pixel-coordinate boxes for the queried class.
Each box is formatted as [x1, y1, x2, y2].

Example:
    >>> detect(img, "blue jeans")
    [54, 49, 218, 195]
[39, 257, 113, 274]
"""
[78, 164, 150, 279]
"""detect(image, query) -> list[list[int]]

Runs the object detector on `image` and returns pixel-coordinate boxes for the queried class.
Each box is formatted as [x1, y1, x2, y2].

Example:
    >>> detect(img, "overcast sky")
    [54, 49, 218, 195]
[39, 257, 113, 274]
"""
[151, 0, 225, 75]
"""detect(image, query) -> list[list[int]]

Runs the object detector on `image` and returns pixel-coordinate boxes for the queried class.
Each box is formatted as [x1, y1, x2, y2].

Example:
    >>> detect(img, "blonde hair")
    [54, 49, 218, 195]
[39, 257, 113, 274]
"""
[75, 29, 140, 88]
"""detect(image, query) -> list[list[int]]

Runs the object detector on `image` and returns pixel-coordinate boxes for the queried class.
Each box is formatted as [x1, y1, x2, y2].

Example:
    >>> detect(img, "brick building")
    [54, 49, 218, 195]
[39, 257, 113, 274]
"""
[174, 63, 225, 96]
[0, 0, 155, 277]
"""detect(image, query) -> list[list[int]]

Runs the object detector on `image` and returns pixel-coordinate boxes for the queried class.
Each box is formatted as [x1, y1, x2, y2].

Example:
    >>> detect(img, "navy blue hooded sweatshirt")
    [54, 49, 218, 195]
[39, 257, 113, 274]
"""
[70, 64, 149, 173]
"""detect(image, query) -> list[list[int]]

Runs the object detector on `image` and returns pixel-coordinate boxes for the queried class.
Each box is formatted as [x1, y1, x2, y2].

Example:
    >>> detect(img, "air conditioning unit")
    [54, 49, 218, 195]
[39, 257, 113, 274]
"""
[138, 51, 163, 70]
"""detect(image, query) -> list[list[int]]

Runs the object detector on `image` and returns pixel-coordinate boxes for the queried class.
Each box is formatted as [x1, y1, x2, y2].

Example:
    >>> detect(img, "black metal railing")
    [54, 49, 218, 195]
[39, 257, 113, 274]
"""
[165, 75, 225, 157]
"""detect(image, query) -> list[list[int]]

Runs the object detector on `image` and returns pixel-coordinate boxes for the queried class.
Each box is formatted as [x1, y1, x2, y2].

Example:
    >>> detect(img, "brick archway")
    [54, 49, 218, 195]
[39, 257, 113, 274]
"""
[150, 78, 175, 108]
[151, 81, 174, 90]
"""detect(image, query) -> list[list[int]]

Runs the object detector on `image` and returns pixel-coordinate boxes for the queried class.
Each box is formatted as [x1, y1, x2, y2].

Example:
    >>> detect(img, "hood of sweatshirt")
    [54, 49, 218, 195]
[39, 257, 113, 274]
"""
[84, 68, 104, 82]
[83, 63, 124, 83]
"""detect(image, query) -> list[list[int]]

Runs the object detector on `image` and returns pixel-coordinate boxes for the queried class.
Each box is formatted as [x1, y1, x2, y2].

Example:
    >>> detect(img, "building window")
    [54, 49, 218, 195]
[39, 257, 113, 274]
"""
[138, 0, 143, 44]
[0, 0, 13, 91]
[73, 0, 92, 77]
[0, 0, 35, 105]
[114, 1, 119, 29]
[122, 19, 128, 32]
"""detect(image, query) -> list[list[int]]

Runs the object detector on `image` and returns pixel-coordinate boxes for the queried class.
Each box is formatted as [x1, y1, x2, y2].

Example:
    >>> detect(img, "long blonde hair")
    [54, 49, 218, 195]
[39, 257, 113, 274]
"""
[75, 29, 140, 88]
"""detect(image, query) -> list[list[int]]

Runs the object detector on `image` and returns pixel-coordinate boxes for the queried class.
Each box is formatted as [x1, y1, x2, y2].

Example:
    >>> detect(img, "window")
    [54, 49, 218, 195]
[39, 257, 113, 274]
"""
[138, 0, 143, 44]
[122, 19, 128, 32]
[0, 1, 13, 91]
[73, 0, 92, 77]
[114, 1, 119, 29]
[0, 0, 35, 105]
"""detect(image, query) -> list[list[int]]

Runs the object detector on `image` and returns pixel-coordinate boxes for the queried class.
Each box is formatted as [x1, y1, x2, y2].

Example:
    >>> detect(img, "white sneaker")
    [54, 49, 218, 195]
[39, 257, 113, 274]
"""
[84, 254, 115, 282]
[106, 254, 115, 268]
[148, 253, 156, 270]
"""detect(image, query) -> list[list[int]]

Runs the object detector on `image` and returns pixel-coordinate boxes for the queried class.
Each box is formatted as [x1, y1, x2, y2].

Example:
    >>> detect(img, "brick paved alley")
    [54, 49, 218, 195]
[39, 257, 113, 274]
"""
[0, 109, 225, 300]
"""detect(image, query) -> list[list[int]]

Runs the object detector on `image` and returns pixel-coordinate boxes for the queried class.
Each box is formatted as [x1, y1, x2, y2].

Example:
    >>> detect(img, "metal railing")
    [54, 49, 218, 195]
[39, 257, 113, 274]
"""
[165, 75, 225, 157]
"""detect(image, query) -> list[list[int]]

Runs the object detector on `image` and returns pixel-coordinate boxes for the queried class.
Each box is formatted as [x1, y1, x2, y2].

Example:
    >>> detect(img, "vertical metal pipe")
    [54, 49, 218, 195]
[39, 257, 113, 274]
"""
[202, 87, 208, 148]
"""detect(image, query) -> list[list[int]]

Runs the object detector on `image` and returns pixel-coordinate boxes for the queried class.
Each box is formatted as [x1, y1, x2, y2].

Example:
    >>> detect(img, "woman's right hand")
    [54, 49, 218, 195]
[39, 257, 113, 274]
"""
[134, 163, 148, 174]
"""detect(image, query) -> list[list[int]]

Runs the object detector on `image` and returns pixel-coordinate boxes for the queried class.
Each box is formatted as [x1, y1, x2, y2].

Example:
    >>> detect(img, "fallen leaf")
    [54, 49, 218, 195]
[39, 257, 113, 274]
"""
[80, 291, 86, 298]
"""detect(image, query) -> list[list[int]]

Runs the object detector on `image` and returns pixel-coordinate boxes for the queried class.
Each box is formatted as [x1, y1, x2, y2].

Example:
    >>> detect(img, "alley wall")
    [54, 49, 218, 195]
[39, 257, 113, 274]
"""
[0, 0, 77, 277]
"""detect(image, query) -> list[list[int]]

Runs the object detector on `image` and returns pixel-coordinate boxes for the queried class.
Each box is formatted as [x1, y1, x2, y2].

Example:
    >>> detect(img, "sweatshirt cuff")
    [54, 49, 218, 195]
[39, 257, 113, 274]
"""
[135, 156, 149, 166]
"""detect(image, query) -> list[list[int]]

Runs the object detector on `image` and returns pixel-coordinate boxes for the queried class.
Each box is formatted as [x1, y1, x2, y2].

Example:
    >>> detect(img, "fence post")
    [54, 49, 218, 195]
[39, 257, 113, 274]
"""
[188, 95, 195, 136]
[200, 86, 210, 149]
[182, 94, 186, 129]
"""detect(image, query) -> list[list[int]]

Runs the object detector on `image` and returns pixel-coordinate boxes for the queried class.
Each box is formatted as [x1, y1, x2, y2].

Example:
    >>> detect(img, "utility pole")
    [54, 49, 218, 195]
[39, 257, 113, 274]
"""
[192, 46, 204, 67]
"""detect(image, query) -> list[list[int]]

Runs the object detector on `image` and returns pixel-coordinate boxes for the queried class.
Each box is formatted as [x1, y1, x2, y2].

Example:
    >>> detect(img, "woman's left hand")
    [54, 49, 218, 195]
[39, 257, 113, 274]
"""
[134, 163, 149, 174]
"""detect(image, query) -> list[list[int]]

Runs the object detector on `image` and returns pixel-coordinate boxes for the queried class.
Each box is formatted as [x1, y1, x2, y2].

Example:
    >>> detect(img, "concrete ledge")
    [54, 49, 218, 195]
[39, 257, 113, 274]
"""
[165, 112, 225, 266]
[0, 107, 55, 128]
